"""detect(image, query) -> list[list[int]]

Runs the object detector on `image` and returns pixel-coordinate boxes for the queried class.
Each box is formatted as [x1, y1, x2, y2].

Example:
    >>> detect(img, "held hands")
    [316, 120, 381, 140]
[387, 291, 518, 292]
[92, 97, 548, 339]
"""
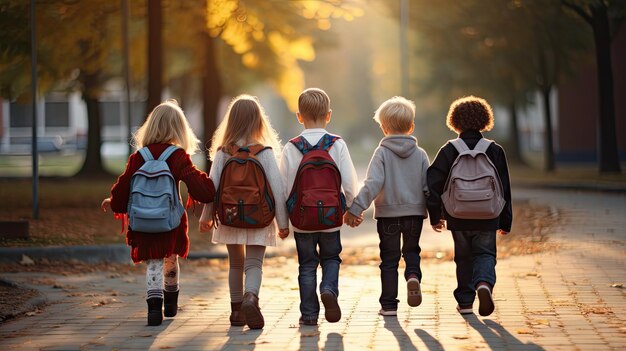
[344, 212, 363, 227]
[278, 228, 290, 240]
[432, 219, 446, 232]
[199, 220, 214, 233]
[101, 198, 111, 212]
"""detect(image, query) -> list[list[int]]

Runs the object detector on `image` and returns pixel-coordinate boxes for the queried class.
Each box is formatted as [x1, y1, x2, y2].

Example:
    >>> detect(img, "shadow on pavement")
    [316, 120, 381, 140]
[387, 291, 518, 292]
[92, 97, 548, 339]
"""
[465, 315, 545, 350]
[414, 328, 444, 351]
[383, 316, 417, 351]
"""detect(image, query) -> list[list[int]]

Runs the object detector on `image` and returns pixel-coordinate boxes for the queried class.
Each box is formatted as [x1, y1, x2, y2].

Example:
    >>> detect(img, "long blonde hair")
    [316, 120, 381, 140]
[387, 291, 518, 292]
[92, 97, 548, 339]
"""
[209, 94, 281, 160]
[132, 99, 200, 154]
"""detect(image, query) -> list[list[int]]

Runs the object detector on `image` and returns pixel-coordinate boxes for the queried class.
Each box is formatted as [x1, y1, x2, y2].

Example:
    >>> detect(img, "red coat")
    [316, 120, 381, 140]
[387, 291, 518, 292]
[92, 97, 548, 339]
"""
[110, 143, 215, 263]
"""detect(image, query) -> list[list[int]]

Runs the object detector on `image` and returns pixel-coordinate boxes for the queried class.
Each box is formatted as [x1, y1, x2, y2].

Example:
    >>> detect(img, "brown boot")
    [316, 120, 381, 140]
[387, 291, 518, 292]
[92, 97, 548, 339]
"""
[241, 292, 264, 329]
[230, 302, 246, 326]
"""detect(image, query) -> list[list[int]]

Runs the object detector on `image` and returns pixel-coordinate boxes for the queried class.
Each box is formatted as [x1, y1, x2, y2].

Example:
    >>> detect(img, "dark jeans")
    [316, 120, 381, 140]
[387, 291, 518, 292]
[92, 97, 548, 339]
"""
[377, 216, 424, 310]
[294, 231, 342, 320]
[452, 230, 497, 306]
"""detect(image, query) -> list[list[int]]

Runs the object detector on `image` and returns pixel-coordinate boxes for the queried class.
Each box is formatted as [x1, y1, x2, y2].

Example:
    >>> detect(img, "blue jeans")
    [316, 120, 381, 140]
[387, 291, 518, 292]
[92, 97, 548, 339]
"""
[294, 231, 342, 320]
[377, 216, 424, 310]
[452, 230, 497, 306]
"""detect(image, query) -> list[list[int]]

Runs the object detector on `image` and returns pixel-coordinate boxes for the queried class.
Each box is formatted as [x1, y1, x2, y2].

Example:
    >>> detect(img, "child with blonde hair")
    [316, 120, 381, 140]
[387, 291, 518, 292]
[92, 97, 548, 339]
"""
[199, 94, 289, 330]
[345, 96, 430, 316]
[101, 99, 215, 326]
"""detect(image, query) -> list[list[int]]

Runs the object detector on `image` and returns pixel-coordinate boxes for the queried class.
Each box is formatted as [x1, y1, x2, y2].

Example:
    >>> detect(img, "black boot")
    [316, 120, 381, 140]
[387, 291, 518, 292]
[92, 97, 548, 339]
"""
[241, 292, 264, 329]
[147, 298, 163, 326]
[230, 302, 246, 326]
[163, 290, 179, 317]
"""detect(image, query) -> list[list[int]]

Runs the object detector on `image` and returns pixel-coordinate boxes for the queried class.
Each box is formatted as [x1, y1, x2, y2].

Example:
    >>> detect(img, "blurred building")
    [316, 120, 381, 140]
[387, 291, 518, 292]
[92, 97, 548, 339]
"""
[557, 24, 626, 163]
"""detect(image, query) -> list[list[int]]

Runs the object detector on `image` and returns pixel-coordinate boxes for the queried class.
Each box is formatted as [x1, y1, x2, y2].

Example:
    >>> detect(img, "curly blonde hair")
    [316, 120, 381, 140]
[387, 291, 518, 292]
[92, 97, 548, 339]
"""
[446, 96, 494, 133]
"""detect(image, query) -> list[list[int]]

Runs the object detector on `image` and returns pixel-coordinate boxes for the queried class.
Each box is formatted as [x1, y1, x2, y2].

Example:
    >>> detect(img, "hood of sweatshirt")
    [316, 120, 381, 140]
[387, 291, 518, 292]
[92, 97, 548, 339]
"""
[380, 135, 418, 158]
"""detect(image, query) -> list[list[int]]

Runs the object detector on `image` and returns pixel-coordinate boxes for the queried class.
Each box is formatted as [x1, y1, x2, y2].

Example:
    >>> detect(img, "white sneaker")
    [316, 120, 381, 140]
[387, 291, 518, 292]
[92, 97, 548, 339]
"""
[378, 309, 397, 316]
[456, 304, 473, 315]
[477, 284, 495, 316]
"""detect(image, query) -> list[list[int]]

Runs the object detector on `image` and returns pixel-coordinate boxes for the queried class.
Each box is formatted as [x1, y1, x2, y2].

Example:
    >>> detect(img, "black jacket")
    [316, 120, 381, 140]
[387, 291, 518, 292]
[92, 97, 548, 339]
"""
[426, 130, 512, 232]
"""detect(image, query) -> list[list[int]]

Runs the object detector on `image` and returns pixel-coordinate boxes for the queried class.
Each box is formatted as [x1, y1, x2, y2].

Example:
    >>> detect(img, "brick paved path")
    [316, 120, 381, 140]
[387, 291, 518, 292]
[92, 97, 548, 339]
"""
[0, 189, 625, 350]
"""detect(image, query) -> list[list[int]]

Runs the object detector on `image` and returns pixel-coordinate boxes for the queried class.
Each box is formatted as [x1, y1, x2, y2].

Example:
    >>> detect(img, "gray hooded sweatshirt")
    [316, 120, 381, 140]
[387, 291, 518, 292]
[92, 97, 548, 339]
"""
[349, 135, 430, 218]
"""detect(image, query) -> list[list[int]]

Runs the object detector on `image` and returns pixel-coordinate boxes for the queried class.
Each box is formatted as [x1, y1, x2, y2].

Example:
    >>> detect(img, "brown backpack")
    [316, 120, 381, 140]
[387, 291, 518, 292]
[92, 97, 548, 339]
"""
[214, 144, 275, 228]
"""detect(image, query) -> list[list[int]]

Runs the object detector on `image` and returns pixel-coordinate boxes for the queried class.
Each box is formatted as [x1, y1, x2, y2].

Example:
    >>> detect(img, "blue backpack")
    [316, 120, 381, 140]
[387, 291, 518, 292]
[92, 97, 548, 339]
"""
[128, 145, 185, 233]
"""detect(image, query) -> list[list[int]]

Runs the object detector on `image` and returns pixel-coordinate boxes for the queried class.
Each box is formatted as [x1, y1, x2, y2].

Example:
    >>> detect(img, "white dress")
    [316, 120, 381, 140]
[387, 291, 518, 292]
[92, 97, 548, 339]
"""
[206, 146, 289, 247]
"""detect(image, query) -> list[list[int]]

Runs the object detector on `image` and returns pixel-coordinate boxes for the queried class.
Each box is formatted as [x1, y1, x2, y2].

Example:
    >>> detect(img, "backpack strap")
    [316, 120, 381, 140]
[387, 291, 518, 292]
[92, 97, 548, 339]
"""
[449, 138, 470, 153]
[224, 144, 271, 156]
[157, 145, 180, 161]
[290, 134, 341, 155]
[138, 147, 155, 161]
[473, 138, 493, 153]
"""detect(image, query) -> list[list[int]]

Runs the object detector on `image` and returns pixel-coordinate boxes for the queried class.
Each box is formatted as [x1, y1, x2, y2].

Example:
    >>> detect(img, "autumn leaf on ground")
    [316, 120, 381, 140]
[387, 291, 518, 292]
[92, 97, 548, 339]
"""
[610, 283, 623, 289]
[516, 328, 533, 334]
[452, 335, 469, 339]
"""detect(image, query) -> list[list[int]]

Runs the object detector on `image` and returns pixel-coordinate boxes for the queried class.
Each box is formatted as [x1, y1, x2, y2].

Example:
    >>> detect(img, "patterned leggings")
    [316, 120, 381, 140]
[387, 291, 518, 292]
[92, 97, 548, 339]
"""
[146, 254, 179, 300]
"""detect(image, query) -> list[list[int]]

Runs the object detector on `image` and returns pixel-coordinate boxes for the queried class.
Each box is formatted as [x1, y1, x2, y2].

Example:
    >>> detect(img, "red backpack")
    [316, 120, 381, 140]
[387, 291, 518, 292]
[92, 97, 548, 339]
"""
[214, 144, 275, 228]
[287, 134, 346, 230]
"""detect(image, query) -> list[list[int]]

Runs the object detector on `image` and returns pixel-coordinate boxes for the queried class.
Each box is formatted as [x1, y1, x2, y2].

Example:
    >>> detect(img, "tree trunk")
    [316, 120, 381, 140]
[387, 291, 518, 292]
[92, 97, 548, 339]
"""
[507, 101, 526, 165]
[541, 87, 555, 172]
[77, 74, 108, 177]
[147, 0, 163, 114]
[202, 33, 222, 172]
[590, 4, 621, 173]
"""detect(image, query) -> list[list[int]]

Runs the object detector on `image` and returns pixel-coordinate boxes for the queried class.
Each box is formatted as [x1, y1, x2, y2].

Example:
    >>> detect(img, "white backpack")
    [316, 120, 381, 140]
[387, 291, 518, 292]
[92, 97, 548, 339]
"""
[441, 138, 505, 220]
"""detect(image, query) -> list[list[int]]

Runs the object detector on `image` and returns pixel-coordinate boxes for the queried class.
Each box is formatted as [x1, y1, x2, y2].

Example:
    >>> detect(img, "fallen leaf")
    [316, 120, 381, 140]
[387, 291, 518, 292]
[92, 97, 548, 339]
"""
[452, 335, 469, 340]
[516, 329, 533, 335]
[526, 272, 540, 277]
[20, 255, 35, 266]
[610, 283, 623, 289]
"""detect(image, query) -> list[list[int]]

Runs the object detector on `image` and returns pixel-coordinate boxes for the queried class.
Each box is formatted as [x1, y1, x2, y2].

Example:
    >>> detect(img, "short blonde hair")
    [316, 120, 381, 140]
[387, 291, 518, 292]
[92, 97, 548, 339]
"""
[298, 88, 330, 122]
[373, 96, 415, 133]
[209, 94, 282, 160]
[446, 96, 494, 133]
[132, 99, 200, 154]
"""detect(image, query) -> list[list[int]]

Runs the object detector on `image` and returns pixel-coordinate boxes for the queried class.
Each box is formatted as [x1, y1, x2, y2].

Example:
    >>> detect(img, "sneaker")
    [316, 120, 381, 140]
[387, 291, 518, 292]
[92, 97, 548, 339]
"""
[320, 290, 341, 323]
[407, 277, 422, 307]
[378, 309, 397, 316]
[456, 304, 473, 315]
[476, 283, 495, 316]
[299, 317, 318, 326]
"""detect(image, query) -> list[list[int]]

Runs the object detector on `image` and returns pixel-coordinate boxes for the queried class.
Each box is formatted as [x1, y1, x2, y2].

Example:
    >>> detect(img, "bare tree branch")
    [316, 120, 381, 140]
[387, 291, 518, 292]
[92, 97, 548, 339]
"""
[561, 0, 593, 25]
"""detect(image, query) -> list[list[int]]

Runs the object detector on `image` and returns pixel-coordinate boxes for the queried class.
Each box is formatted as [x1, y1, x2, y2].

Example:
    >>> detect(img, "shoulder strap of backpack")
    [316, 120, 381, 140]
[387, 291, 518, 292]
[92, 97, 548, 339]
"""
[316, 133, 341, 151]
[157, 145, 180, 161]
[138, 147, 155, 161]
[225, 144, 272, 156]
[449, 138, 470, 153]
[290, 134, 341, 155]
[473, 138, 493, 153]
[248, 145, 272, 156]
[289, 136, 315, 155]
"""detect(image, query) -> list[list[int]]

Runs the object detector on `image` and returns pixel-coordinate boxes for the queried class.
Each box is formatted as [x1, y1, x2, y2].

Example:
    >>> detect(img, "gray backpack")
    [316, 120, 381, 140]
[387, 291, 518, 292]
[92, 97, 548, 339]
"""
[441, 138, 505, 219]
[128, 145, 185, 233]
